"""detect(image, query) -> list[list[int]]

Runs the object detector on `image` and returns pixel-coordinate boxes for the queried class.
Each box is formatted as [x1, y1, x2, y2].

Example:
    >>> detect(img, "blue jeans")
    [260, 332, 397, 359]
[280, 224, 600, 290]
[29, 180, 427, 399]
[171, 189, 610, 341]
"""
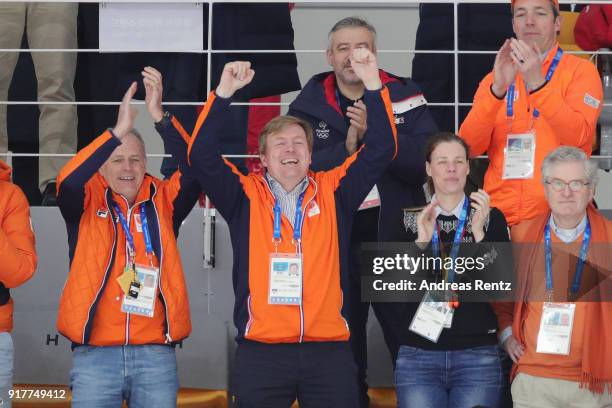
[70, 344, 178, 408]
[0, 332, 13, 408]
[395, 345, 508, 408]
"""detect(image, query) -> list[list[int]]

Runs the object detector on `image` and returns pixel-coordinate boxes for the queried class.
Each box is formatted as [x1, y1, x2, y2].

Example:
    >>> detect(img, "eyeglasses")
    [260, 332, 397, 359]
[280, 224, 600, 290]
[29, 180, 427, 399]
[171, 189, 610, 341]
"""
[545, 178, 590, 192]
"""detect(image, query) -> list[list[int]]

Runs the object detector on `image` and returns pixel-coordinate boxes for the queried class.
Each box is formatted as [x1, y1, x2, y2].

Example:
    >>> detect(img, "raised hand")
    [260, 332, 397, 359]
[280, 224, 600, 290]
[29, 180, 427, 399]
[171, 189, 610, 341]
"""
[470, 188, 490, 242]
[345, 100, 367, 154]
[350, 48, 382, 91]
[416, 199, 439, 248]
[215, 61, 255, 99]
[142, 66, 164, 122]
[113, 81, 138, 140]
[509, 38, 545, 90]
[492, 39, 519, 98]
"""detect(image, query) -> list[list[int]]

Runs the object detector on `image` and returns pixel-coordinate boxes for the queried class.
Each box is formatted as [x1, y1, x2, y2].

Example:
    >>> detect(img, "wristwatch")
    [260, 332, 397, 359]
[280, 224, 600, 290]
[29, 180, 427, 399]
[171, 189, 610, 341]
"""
[154, 111, 172, 127]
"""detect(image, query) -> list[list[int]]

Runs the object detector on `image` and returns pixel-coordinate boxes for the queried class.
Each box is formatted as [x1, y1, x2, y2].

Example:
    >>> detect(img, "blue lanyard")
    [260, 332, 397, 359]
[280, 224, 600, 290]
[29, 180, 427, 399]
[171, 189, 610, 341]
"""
[506, 48, 563, 119]
[431, 197, 469, 283]
[112, 202, 154, 260]
[139, 204, 154, 256]
[273, 191, 306, 244]
[544, 217, 591, 297]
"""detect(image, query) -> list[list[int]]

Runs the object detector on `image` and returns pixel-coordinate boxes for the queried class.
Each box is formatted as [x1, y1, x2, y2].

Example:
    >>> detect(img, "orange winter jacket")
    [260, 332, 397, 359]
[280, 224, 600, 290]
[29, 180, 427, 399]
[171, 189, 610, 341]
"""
[56, 130, 199, 345]
[0, 160, 37, 332]
[178, 89, 397, 344]
[459, 44, 602, 226]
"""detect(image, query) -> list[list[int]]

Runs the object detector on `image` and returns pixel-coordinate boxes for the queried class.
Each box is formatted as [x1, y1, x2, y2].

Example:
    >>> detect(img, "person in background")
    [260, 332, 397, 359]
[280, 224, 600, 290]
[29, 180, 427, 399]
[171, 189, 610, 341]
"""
[459, 0, 602, 226]
[55, 68, 199, 407]
[0, 3, 78, 205]
[494, 146, 612, 407]
[390, 132, 510, 408]
[0, 159, 37, 408]
[288, 17, 437, 405]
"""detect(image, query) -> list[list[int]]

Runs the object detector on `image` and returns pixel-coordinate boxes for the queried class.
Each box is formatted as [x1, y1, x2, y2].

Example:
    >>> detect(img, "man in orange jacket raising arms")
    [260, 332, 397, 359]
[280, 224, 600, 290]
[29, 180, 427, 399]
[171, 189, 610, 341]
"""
[163, 49, 396, 406]
[0, 160, 37, 408]
[55, 68, 200, 407]
[459, 0, 602, 226]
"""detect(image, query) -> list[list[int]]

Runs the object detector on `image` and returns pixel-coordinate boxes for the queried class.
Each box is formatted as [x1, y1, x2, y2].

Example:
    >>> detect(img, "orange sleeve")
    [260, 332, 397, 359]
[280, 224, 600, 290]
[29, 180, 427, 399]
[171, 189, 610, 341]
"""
[529, 58, 602, 153]
[0, 183, 37, 288]
[458, 72, 505, 157]
[491, 301, 514, 332]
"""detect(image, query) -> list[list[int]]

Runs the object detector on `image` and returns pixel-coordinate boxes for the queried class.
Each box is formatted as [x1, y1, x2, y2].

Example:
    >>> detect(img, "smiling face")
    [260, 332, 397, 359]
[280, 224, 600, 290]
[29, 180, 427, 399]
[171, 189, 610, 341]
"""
[512, 0, 560, 53]
[99, 132, 146, 205]
[327, 26, 376, 88]
[426, 141, 469, 197]
[260, 123, 312, 192]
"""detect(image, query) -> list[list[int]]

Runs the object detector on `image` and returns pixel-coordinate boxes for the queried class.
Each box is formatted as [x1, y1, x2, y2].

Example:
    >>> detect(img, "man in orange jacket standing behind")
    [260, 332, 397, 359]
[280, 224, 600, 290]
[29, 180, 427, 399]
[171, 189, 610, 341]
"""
[459, 0, 602, 226]
[0, 160, 37, 408]
[55, 67, 199, 407]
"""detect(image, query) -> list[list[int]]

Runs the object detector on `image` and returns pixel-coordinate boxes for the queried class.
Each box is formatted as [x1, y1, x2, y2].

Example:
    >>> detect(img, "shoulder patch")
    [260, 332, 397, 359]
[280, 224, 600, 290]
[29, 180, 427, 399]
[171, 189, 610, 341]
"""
[584, 93, 600, 109]
[392, 94, 427, 114]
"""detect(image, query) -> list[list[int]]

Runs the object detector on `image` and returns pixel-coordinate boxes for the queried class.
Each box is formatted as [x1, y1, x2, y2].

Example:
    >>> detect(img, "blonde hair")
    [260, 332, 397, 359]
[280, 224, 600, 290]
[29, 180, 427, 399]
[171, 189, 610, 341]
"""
[258, 115, 313, 155]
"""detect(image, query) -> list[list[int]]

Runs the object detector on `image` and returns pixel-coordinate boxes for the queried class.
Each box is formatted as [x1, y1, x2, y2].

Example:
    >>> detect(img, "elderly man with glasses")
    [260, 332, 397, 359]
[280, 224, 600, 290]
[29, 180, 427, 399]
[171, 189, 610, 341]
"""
[493, 146, 612, 407]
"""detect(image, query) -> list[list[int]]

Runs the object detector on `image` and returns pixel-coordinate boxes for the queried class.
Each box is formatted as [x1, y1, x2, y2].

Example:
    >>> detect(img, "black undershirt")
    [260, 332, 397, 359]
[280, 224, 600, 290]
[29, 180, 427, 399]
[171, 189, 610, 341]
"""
[391, 205, 511, 351]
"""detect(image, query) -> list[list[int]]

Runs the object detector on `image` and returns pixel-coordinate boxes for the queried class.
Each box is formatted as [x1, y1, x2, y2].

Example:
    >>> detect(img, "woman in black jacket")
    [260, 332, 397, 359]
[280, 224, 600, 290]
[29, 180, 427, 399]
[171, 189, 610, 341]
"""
[393, 132, 511, 408]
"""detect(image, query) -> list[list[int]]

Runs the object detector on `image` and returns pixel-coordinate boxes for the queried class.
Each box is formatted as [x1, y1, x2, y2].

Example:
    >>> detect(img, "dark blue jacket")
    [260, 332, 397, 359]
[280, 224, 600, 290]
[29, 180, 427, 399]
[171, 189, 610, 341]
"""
[288, 71, 438, 241]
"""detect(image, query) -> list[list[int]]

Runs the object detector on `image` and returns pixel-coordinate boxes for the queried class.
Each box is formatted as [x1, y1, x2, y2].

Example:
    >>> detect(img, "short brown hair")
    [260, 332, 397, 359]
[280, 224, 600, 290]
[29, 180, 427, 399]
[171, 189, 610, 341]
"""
[424, 132, 471, 195]
[511, 0, 560, 18]
[258, 115, 313, 155]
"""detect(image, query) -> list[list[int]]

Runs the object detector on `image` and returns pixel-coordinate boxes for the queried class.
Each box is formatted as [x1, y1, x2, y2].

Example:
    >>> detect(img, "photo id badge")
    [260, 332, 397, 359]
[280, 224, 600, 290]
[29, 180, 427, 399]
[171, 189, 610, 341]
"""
[269, 253, 302, 305]
[409, 291, 451, 343]
[536, 303, 576, 355]
[121, 264, 159, 317]
[502, 132, 536, 179]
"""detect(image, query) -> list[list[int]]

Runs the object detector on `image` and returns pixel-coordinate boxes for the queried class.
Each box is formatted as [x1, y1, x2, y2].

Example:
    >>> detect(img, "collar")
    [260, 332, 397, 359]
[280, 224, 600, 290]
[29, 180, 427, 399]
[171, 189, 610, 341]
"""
[549, 214, 587, 244]
[265, 173, 309, 197]
[108, 175, 155, 212]
[432, 194, 467, 219]
[322, 70, 398, 116]
[541, 42, 560, 70]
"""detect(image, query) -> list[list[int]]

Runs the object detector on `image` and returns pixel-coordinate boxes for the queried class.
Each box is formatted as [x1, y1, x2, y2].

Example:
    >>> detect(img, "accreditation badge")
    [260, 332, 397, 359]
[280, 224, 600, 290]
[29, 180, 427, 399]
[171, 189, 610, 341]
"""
[268, 253, 302, 305]
[121, 264, 159, 317]
[536, 303, 576, 355]
[409, 291, 452, 343]
[502, 132, 536, 179]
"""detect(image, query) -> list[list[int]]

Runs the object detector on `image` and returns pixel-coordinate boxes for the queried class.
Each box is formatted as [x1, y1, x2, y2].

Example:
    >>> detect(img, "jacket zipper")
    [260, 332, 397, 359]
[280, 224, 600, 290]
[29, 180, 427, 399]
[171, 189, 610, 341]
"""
[123, 198, 133, 346]
[149, 190, 172, 343]
[81, 189, 118, 344]
[263, 176, 319, 343]
[298, 177, 317, 343]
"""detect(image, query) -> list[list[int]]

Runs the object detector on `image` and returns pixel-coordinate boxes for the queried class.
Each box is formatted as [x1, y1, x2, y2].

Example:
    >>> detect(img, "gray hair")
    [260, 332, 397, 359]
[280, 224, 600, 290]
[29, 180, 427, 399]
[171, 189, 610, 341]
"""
[541, 146, 598, 186]
[328, 17, 377, 49]
[126, 128, 147, 156]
